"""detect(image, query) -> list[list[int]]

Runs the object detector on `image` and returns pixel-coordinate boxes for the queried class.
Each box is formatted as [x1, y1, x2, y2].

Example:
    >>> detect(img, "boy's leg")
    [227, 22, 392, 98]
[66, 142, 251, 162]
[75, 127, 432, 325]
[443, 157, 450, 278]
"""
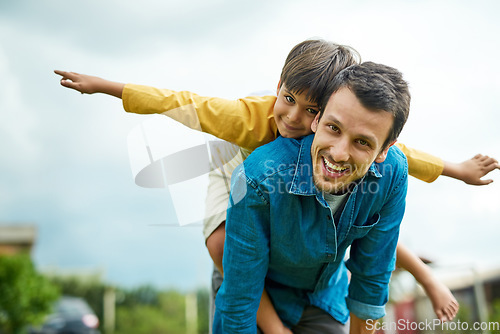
[204, 166, 230, 333]
[203, 145, 246, 248]
[291, 305, 348, 334]
[204, 144, 246, 270]
[204, 160, 235, 332]
[204, 145, 247, 332]
[206, 222, 225, 272]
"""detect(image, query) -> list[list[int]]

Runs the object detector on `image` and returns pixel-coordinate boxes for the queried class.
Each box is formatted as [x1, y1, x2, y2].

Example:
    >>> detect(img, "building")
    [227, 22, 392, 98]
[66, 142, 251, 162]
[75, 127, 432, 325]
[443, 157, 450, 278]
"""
[0, 225, 36, 255]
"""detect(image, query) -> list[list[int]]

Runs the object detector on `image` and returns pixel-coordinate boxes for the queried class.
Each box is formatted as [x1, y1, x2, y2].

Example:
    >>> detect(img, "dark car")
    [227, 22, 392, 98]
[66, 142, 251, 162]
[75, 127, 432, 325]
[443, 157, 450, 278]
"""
[29, 296, 100, 334]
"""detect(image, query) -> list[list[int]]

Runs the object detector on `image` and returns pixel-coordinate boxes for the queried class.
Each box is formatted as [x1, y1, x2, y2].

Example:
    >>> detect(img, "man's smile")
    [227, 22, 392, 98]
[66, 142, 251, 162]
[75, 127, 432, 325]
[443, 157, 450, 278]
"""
[322, 156, 350, 178]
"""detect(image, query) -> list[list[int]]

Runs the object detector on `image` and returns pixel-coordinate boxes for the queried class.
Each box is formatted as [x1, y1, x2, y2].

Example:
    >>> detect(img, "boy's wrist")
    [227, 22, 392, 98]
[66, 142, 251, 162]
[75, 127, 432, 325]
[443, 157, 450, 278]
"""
[97, 79, 125, 98]
[417, 273, 436, 288]
[441, 161, 462, 180]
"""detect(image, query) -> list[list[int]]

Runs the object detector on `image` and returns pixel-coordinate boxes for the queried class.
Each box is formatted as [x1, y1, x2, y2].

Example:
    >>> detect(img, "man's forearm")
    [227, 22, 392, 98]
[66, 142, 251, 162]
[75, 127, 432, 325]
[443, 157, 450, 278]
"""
[216, 170, 271, 332]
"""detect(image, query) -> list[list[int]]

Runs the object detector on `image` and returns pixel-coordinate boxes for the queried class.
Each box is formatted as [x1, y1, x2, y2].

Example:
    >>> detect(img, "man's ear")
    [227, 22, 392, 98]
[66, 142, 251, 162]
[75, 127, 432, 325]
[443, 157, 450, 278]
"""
[311, 113, 320, 133]
[375, 140, 397, 163]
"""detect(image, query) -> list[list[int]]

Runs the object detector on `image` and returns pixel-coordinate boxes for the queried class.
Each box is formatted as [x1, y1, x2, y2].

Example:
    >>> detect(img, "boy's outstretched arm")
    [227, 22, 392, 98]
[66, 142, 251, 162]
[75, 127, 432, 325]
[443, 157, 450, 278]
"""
[441, 154, 499, 185]
[54, 70, 278, 151]
[395, 243, 459, 322]
[54, 70, 125, 98]
[396, 143, 499, 185]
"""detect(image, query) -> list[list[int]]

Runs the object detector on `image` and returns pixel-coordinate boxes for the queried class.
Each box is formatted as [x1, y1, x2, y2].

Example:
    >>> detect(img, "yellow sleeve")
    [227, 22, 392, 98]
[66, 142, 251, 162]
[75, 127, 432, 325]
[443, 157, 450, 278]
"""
[122, 83, 278, 151]
[395, 142, 444, 183]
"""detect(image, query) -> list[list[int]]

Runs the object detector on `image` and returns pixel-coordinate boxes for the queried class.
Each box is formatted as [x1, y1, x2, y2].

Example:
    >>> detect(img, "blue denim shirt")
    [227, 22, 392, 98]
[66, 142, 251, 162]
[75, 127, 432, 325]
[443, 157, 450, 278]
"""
[214, 134, 408, 333]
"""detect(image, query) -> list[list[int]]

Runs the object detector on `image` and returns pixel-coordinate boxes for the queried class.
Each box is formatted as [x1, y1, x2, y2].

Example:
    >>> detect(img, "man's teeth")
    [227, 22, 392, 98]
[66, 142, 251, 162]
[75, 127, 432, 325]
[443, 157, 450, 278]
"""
[323, 157, 347, 173]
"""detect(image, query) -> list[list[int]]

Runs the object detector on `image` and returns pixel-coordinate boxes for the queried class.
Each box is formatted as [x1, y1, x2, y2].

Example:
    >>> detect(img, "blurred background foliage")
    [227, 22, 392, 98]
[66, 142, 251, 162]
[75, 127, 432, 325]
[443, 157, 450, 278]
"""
[0, 254, 60, 334]
[50, 276, 209, 334]
[0, 255, 209, 334]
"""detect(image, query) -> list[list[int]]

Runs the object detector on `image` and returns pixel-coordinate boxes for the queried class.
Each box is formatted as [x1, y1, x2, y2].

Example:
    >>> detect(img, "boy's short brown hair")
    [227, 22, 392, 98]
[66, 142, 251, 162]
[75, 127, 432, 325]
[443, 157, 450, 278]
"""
[279, 39, 361, 106]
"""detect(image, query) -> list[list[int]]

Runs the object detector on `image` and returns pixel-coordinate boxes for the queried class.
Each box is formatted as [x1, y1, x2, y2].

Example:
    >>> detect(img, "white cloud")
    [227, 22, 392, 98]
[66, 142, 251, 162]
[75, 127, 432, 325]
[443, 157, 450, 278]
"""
[0, 45, 42, 163]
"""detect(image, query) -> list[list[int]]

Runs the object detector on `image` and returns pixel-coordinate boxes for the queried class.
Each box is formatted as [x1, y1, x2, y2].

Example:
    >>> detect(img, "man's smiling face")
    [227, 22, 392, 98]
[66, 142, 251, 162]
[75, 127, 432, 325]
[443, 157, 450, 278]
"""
[310, 87, 395, 194]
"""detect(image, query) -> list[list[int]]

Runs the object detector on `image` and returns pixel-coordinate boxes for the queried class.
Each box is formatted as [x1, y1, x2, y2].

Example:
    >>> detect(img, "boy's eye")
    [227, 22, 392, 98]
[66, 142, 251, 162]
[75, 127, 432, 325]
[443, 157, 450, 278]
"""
[306, 108, 319, 115]
[357, 139, 370, 147]
[285, 96, 295, 103]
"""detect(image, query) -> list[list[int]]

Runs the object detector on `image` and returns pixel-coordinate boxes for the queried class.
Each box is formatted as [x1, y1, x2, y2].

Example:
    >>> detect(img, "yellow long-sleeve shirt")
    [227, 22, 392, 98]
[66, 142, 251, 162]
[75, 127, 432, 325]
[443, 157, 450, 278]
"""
[122, 83, 444, 183]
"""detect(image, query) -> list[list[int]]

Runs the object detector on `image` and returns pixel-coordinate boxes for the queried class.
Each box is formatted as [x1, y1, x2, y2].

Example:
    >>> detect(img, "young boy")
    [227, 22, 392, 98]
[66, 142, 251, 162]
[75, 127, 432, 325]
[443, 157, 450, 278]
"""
[55, 39, 498, 331]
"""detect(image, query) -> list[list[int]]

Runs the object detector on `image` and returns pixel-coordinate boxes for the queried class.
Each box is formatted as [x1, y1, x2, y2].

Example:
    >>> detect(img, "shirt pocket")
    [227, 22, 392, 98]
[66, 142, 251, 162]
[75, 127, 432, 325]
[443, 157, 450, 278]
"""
[343, 213, 381, 245]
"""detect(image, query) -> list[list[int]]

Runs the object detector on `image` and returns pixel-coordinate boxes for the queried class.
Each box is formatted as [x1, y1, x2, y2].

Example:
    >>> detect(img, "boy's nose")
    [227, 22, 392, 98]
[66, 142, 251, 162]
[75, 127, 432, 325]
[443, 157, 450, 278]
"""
[287, 107, 301, 123]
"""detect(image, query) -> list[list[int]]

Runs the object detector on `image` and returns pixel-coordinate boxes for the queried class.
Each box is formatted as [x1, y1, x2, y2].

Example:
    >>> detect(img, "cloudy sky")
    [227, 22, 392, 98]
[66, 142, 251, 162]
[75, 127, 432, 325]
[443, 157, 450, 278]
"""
[1, 0, 499, 290]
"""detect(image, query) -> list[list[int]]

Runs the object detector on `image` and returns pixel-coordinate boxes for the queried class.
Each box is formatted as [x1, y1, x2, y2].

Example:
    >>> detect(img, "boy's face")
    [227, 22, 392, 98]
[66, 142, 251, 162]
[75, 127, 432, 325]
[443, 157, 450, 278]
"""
[310, 87, 395, 194]
[273, 84, 319, 138]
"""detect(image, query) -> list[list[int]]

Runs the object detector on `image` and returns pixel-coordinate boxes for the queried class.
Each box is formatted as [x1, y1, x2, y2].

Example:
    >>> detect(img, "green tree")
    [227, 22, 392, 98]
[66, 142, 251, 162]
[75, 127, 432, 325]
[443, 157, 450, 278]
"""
[115, 289, 185, 334]
[114, 287, 210, 334]
[0, 254, 60, 334]
[117, 284, 160, 308]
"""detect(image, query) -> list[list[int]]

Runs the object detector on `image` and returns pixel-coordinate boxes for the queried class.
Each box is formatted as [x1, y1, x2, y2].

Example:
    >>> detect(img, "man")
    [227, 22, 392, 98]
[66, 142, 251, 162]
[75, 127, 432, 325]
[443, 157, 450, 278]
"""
[214, 61, 411, 333]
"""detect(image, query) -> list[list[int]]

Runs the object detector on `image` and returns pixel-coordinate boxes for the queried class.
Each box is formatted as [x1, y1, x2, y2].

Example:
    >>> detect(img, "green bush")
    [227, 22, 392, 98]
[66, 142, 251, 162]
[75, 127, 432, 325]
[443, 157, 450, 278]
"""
[0, 254, 60, 334]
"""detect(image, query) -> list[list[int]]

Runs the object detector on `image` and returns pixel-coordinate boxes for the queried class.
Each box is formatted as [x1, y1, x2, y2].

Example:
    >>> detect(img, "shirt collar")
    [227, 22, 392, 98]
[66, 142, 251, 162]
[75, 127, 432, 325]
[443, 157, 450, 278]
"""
[368, 162, 382, 178]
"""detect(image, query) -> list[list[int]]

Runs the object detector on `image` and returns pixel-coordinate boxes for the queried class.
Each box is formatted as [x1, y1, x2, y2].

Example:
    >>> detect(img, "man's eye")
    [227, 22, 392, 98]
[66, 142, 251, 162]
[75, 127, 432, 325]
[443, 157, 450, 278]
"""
[329, 125, 340, 133]
[306, 108, 319, 115]
[285, 96, 295, 103]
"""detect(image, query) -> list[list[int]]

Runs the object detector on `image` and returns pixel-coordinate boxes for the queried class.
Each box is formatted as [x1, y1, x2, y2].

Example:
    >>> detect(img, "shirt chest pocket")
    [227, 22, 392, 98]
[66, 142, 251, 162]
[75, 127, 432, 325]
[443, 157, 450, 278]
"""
[341, 213, 380, 246]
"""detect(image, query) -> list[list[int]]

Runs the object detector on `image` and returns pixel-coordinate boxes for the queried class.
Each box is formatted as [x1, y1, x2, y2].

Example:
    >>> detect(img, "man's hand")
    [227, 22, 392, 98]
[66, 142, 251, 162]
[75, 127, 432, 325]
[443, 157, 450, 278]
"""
[54, 70, 124, 98]
[442, 154, 500, 185]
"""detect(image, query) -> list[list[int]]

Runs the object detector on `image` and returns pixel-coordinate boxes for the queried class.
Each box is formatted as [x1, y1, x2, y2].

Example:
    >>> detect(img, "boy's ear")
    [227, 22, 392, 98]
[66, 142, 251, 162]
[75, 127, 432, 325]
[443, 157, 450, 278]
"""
[311, 113, 320, 133]
[375, 140, 397, 163]
[276, 80, 281, 96]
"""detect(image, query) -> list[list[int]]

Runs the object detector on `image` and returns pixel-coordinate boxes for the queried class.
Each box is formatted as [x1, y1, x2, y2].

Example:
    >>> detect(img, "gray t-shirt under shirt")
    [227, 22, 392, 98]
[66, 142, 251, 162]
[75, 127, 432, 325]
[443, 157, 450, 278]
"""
[322, 192, 348, 218]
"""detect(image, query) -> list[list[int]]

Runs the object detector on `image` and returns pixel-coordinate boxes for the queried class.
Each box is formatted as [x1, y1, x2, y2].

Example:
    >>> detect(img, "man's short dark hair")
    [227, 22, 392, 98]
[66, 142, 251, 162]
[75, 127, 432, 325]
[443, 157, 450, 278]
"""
[319, 62, 411, 149]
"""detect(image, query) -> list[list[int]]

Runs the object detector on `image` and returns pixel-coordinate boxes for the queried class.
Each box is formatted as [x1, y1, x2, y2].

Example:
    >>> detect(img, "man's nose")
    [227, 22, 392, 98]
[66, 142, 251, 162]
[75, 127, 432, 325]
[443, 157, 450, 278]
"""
[330, 138, 350, 162]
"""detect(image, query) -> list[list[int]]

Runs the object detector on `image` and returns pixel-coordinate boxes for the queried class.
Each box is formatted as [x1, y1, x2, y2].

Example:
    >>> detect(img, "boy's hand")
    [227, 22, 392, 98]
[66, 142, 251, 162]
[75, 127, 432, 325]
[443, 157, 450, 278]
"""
[54, 70, 124, 98]
[443, 154, 500, 185]
[54, 70, 103, 94]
